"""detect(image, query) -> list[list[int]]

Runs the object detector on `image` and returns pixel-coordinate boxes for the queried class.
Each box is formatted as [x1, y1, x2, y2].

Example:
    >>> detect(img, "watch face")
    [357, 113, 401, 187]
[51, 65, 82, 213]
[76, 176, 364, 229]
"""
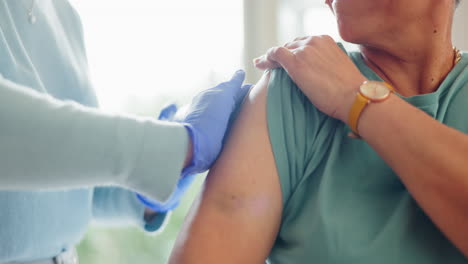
[360, 81, 391, 101]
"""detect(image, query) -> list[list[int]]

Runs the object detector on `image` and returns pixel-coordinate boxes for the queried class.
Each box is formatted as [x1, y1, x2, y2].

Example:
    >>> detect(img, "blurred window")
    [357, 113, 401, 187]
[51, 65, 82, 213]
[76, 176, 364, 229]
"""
[278, 0, 356, 50]
[70, 0, 244, 113]
[70, 1, 243, 263]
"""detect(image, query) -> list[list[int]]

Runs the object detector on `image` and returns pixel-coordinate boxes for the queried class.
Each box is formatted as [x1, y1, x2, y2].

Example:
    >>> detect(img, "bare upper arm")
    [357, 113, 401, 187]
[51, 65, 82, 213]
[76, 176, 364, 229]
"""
[169, 72, 283, 264]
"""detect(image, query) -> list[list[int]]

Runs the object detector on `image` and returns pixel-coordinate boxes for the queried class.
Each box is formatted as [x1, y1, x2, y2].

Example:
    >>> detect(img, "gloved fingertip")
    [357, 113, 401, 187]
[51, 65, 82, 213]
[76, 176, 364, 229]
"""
[158, 103, 178, 120]
[230, 69, 246, 83]
[242, 84, 254, 90]
[235, 69, 245, 75]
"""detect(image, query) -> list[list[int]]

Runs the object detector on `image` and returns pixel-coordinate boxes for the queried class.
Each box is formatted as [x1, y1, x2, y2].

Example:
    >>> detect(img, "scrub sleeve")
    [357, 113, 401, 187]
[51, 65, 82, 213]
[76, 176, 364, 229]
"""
[0, 76, 188, 203]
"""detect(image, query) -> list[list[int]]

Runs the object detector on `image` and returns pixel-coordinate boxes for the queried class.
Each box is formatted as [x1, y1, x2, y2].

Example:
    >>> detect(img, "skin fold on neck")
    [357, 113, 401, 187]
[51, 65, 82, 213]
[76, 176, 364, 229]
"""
[357, 4, 457, 97]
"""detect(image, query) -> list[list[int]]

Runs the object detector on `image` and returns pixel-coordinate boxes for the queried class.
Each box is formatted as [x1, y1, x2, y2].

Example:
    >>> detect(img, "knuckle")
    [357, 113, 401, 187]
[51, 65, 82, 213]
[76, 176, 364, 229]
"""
[291, 48, 300, 55]
[320, 35, 334, 43]
[274, 46, 285, 55]
[294, 36, 306, 41]
[306, 35, 318, 44]
[268, 47, 277, 54]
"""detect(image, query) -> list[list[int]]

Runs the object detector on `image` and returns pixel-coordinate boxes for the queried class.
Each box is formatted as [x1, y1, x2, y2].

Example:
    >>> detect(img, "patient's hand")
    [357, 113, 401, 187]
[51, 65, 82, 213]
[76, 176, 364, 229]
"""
[168, 73, 283, 264]
[254, 36, 367, 122]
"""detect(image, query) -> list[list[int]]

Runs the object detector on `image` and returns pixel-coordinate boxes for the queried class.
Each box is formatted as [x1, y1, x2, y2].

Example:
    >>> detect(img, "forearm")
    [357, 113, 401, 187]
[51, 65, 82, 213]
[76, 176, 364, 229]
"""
[92, 187, 146, 226]
[93, 187, 169, 232]
[0, 77, 186, 202]
[358, 94, 468, 255]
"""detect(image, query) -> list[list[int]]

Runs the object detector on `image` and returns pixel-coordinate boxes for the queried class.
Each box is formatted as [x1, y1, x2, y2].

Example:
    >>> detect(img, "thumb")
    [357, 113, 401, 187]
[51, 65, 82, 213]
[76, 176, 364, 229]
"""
[158, 103, 178, 121]
[234, 84, 252, 105]
[218, 69, 247, 98]
[229, 69, 246, 86]
[266, 46, 296, 71]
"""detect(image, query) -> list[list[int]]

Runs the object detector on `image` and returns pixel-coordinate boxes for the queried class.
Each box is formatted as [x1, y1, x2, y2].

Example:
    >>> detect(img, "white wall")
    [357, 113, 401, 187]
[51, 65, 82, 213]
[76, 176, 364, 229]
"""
[453, 1, 468, 50]
[243, 0, 279, 82]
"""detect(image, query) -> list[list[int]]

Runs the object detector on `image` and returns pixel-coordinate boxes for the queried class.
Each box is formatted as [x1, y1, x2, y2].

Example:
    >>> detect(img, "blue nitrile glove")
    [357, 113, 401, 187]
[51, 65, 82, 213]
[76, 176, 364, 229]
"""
[182, 69, 251, 176]
[157, 103, 178, 121]
[137, 70, 251, 213]
[137, 173, 196, 212]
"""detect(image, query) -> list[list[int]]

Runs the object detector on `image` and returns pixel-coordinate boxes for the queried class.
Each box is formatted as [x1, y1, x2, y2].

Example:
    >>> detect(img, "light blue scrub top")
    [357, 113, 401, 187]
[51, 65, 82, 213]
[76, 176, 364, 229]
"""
[0, 0, 189, 262]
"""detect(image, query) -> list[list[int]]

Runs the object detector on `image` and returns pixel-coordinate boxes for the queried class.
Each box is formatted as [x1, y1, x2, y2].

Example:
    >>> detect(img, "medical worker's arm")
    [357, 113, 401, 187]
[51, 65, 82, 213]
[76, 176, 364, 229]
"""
[136, 71, 251, 213]
[0, 76, 187, 202]
[169, 74, 283, 264]
[92, 187, 169, 232]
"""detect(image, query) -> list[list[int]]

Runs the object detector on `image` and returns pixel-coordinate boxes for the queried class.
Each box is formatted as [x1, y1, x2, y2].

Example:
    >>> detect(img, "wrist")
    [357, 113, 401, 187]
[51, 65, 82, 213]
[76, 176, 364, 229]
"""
[183, 136, 193, 168]
[183, 124, 194, 169]
[338, 77, 368, 124]
[357, 92, 398, 138]
[348, 81, 395, 137]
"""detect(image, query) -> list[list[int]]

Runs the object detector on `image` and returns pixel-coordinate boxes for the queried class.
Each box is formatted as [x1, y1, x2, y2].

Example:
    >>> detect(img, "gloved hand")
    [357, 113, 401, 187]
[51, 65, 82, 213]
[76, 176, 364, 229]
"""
[137, 173, 196, 212]
[137, 70, 251, 213]
[182, 69, 251, 176]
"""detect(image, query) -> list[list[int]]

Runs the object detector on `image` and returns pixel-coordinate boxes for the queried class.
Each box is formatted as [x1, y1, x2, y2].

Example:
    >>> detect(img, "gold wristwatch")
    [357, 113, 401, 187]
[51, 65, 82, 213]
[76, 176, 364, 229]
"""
[348, 81, 394, 135]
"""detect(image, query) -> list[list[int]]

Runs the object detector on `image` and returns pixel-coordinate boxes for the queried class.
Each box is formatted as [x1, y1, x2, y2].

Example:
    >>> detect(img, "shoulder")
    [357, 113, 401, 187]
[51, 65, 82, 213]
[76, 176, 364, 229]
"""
[443, 53, 468, 132]
[265, 68, 339, 205]
[266, 67, 328, 121]
[457, 52, 468, 79]
[167, 73, 283, 263]
[202, 71, 281, 209]
[53, 1, 86, 37]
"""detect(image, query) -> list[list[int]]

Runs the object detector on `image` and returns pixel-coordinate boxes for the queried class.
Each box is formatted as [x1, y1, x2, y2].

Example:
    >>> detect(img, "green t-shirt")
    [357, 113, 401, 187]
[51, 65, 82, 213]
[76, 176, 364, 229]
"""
[266, 47, 468, 263]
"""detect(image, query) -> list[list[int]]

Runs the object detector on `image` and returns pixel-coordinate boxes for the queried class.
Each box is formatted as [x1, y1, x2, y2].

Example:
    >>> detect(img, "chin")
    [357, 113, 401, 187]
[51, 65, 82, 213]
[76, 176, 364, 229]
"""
[336, 20, 365, 44]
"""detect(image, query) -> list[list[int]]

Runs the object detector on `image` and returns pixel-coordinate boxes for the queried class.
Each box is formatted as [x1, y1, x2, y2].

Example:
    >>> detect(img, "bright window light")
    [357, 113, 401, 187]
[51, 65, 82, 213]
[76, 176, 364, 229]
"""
[303, 7, 340, 38]
[69, 0, 244, 113]
[303, 7, 357, 51]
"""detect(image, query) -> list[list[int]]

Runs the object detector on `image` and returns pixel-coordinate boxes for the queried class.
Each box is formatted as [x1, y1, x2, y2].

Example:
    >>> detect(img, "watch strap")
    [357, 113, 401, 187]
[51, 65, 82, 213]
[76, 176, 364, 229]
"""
[349, 92, 370, 134]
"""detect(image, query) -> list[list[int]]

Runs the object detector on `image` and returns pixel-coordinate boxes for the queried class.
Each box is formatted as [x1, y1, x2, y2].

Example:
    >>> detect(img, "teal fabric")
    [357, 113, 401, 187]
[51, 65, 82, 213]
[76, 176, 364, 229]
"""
[0, 0, 187, 262]
[266, 47, 468, 263]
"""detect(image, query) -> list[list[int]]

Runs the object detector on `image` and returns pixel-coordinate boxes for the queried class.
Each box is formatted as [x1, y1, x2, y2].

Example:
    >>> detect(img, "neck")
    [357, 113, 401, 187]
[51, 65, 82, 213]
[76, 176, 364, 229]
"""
[359, 13, 456, 96]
